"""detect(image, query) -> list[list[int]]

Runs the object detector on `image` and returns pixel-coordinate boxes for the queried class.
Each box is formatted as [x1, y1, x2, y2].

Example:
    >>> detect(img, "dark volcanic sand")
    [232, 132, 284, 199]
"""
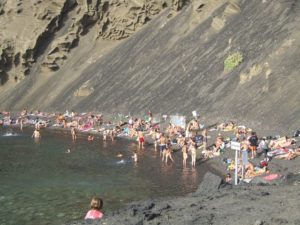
[66, 134, 300, 225]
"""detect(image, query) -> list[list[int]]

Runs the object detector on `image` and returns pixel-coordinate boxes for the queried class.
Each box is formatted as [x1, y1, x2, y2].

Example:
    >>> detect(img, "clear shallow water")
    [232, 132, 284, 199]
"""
[0, 127, 208, 225]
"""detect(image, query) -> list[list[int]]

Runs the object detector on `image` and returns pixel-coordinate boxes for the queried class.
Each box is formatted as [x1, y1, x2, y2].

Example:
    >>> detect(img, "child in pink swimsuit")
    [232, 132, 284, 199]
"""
[85, 197, 104, 220]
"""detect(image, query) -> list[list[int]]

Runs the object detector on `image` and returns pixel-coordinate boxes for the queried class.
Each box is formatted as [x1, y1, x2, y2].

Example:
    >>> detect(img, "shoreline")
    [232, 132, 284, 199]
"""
[34, 128, 300, 225]
[2, 113, 300, 225]
[65, 154, 300, 225]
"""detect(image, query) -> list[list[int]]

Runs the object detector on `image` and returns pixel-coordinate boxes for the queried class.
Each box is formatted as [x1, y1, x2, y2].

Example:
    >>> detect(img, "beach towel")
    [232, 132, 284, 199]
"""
[80, 123, 93, 132]
[263, 173, 281, 181]
[267, 148, 290, 157]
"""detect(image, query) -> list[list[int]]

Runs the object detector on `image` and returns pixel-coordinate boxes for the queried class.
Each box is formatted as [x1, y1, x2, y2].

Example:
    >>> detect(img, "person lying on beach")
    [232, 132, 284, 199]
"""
[275, 147, 300, 160]
[245, 162, 269, 178]
[225, 121, 235, 131]
[218, 122, 235, 131]
[286, 149, 300, 160]
[201, 144, 221, 159]
[273, 136, 296, 148]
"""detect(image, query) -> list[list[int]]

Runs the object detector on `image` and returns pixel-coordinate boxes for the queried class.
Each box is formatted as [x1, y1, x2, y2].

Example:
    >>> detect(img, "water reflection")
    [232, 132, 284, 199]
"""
[33, 137, 41, 145]
[161, 161, 175, 174]
[102, 140, 108, 148]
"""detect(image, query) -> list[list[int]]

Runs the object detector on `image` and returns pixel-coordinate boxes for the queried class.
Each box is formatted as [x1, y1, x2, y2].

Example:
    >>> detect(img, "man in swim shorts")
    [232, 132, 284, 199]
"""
[159, 134, 168, 156]
[248, 131, 258, 159]
[138, 131, 145, 148]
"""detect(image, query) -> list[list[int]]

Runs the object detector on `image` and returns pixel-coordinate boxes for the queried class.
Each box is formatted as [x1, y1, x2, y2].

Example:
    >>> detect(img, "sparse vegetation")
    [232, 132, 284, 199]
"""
[224, 52, 243, 71]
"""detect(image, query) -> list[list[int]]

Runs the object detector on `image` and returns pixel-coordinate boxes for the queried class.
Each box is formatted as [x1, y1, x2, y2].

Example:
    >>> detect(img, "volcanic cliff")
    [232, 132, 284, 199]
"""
[0, 0, 300, 132]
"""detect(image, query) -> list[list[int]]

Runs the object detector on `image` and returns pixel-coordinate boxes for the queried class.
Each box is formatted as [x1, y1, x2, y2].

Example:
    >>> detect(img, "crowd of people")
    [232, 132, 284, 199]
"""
[1, 109, 300, 220]
[1, 109, 299, 170]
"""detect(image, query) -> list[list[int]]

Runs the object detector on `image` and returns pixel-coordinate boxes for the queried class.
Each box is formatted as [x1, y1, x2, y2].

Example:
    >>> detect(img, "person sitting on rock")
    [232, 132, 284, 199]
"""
[85, 197, 104, 220]
[218, 173, 233, 190]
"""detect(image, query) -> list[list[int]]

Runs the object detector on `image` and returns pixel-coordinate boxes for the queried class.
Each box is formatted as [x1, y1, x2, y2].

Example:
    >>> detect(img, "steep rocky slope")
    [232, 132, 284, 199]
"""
[0, 0, 300, 132]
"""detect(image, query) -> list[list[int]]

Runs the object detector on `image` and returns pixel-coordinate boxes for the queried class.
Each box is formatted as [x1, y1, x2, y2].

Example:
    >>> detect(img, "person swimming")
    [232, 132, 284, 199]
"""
[87, 134, 94, 141]
[32, 129, 41, 139]
[116, 159, 126, 164]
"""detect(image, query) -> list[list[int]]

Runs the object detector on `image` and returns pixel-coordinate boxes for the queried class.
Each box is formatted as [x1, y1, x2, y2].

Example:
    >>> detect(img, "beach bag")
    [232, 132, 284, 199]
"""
[293, 130, 300, 137]
[260, 160, 268, 168]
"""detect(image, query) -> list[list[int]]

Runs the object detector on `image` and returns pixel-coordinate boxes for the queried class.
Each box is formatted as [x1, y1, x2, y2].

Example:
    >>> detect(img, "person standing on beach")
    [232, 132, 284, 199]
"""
[248, 132, 258, 159]
[71, 127, 77, 141]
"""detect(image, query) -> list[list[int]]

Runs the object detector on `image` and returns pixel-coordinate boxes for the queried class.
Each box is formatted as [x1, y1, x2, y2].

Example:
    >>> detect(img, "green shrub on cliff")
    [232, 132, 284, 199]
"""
[224, 52, 243, 71]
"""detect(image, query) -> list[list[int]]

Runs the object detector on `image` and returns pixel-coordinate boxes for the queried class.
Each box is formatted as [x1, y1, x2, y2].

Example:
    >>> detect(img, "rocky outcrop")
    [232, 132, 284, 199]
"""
[0, 0, 180, 78]
[0, 0, 78, 81]
[0, 0, 6, 15]
[0, 39, 14, 84]
[172, 0, 188, 11]
[42, 0, 176, 71]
